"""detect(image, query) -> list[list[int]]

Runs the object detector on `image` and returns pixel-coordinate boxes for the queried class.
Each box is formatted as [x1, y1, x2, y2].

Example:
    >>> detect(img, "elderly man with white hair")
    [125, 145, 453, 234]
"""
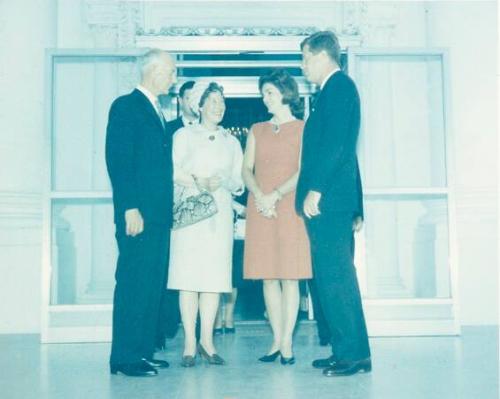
[167, 81, 244, 367]
[105, 49, 176, 377]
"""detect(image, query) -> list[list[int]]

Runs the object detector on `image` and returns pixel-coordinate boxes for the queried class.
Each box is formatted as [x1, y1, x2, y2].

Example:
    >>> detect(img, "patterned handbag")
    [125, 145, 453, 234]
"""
[172, 185, 218, 230]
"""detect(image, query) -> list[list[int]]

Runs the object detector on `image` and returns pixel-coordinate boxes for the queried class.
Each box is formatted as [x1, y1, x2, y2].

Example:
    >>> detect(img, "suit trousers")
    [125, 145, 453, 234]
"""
[110, 223, 170, 365]
[309, 279, 331, 343]
[305, 211, 370, 361]
[156, 288, 180, 343]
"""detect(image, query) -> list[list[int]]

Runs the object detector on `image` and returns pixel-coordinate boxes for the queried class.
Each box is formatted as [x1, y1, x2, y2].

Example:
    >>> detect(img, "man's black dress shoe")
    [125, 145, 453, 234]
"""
[110, 361, 158, 377]
[213, 327, 223, 335]
[144, 358, 170, 368]
[258, 350, 280, 362]
[280, 355, 295, 365]
[312, 355, 336, 369]
[319, 337, 330, 346]
[323, 358, 372, 377]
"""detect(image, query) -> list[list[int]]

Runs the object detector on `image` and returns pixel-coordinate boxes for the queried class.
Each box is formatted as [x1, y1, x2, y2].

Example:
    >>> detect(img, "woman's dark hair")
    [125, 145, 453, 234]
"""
[300, 30, 341, 66]
[199, 82, 224, 108]
[179, 80, 195, 98]
[258, 69, 303, 118]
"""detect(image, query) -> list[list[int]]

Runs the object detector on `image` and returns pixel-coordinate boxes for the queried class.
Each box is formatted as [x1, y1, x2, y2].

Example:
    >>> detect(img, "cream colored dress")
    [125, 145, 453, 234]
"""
[167, 125, 244, 293]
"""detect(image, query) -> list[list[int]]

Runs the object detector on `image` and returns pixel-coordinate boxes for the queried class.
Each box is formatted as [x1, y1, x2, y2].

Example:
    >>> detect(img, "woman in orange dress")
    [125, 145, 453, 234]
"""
[243, 69, 312, 365]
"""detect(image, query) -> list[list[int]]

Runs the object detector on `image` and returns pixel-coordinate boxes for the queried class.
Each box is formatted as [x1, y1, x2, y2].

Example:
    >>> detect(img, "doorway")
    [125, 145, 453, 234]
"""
[42, 45, 458, 343]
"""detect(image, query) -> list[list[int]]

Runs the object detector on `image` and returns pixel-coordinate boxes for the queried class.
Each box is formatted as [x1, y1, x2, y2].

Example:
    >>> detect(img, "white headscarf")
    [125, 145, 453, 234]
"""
[187, 81, 210, 117]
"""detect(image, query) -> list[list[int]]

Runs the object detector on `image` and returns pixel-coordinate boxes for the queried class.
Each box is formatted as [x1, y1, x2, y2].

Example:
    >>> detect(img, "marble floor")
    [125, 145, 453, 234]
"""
[1, 324, 498, 399]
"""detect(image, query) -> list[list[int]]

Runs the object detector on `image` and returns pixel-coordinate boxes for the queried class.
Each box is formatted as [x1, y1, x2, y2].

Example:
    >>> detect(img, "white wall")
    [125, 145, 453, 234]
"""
[0, 0, 496, 334]
[426, 1, 498, 325]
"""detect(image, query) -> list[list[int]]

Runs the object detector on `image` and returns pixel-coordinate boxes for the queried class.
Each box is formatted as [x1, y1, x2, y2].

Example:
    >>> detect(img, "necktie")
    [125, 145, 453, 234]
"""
[310, 90, 321, 111]
[155, 100, 165, 129]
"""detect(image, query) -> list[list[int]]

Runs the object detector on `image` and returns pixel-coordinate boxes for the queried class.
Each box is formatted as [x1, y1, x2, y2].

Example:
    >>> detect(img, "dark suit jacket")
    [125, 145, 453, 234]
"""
[105, 89, 173, 228]
[166, 116, 184, 135]
[296, 71, 364, 218]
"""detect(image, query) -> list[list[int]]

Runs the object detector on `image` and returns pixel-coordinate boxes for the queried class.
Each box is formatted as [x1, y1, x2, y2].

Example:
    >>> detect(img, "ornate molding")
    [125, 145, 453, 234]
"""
[136, 25, 362, 52]
[137, 25, 321, 37]
[84, 0, 122, 26]
[117, 2, 142, 47]
[358, 2, 399, 45]
[341, 3, 362, 36]
[85, 0, 143, 47]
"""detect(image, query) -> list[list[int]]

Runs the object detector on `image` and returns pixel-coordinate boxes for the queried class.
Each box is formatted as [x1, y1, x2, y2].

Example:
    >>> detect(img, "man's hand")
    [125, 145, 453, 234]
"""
[125, 208, 144, 236]
[352, 216, 363, 232]
[303, 190, 322, 219]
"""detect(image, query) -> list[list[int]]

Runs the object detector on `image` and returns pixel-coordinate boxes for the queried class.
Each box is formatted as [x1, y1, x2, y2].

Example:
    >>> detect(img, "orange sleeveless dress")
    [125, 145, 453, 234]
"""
[243, 120, 312, 280]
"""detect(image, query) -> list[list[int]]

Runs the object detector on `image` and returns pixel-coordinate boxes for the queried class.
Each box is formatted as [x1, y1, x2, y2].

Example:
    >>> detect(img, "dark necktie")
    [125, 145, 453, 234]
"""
[310, 90, 321, 112]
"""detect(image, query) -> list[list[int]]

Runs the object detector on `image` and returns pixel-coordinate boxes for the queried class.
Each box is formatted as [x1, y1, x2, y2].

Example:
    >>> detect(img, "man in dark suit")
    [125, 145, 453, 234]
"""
[105, 49, 176, 377]
[165, 80, 198, 134]
[155, 79, 196, 349]
[296, 31, 371, 377]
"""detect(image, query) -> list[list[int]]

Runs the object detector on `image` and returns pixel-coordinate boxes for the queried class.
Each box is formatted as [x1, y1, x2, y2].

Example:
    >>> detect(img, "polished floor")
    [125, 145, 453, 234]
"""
[1, 324, 498, 399]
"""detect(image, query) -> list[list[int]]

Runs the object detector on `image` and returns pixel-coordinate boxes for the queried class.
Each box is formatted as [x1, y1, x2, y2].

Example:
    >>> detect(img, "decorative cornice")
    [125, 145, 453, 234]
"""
[358, 2, 399, 45]
[117, 2, 142, 47]
[137, 26, 321, 37]
[341, 3, 361, 36]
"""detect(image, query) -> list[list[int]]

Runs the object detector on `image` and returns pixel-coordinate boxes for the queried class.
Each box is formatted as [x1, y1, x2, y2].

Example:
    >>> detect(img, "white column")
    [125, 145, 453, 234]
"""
[0, 0, 57, 333]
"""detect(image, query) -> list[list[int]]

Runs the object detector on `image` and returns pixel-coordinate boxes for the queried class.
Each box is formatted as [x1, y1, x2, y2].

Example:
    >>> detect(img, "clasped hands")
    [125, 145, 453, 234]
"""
[255, 191, 281, 219]
[193, 174, 222, 193]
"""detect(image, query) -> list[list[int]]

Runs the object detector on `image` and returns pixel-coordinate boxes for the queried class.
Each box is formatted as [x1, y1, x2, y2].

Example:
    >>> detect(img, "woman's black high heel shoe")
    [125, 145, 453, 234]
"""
[198, 344, 225, 365]
[280, 355, 296, 365]
[258, 350, 281, 363]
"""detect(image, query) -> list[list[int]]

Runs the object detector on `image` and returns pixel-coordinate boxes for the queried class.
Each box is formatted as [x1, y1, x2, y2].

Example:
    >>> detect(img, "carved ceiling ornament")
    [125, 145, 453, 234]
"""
[83, 0, 403, 48]
[85, 0, 142, 47]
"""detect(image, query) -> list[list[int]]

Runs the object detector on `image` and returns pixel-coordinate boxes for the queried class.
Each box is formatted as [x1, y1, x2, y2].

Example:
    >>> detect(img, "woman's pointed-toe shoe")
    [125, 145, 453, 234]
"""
[181, 355, 196, 368]
[280, 355, 296, 365]
[198, 344, 225, 365]
[258, 350, 281, 363]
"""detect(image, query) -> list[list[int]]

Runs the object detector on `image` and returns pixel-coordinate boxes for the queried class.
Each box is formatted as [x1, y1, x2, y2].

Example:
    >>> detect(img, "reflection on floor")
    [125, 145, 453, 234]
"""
[1, 325, 498, 399]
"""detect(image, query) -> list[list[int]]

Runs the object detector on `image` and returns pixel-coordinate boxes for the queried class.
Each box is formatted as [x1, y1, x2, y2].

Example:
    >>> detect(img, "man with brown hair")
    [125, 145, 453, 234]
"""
[296, 31, 371, 377]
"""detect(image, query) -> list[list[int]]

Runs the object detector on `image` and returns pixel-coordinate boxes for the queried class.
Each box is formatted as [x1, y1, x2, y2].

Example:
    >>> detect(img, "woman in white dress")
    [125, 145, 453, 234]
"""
[167, 82, 244, 366]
